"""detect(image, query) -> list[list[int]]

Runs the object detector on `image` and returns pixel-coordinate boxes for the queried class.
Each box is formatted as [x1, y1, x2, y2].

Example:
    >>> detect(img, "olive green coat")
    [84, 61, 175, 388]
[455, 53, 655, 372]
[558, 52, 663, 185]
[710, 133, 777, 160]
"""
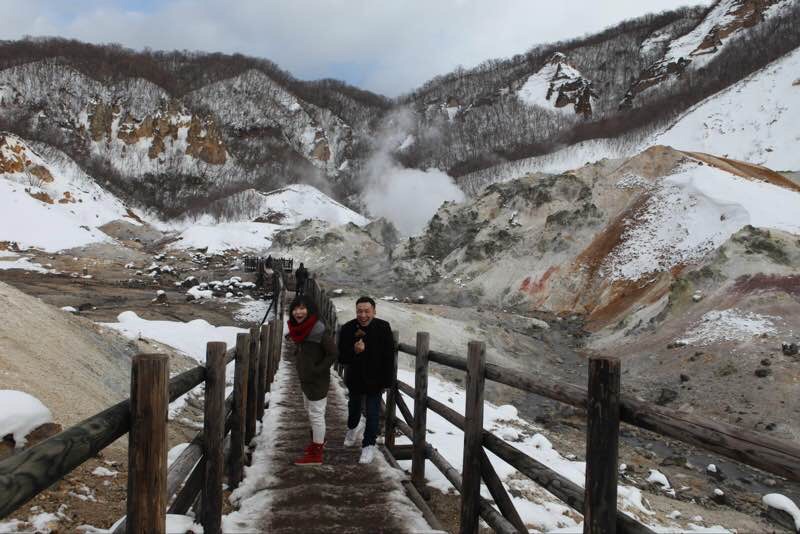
[293, 319, 338, 401]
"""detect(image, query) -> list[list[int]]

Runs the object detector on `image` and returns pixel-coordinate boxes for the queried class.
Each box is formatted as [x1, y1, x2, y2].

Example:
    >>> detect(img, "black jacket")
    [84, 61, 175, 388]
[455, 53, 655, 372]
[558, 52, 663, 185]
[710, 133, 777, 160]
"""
[338, 317, 395, 394]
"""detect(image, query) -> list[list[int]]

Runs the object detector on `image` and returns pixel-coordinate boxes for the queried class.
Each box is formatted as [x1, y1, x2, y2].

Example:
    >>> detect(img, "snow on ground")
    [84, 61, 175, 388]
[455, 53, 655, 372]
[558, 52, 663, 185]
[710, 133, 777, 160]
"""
[604, 162, 800, 281]
[99, 311, 247, 419]
[100, 311, 245, 364]
[676, 309, 779, 346]
[651, 46, 800, 170]
[0, 133, 134, 251]
[223, 352, 289, 531]
[0, 390, 53, 446]
[91, 467, 118, 477]
[0, 254, 52, 273]
[172, 221, 280, 254]
[233, 298, 272, 324]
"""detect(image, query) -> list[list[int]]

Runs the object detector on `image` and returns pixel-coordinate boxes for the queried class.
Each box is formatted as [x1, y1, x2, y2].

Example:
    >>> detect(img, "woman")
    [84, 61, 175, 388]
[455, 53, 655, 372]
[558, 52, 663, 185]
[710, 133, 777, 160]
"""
[286, 295, 337, 466]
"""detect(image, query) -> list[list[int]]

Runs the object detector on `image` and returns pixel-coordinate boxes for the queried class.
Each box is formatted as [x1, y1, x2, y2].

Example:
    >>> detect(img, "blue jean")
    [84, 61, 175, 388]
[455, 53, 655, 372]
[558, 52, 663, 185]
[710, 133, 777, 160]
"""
[347, 391, 380, 447]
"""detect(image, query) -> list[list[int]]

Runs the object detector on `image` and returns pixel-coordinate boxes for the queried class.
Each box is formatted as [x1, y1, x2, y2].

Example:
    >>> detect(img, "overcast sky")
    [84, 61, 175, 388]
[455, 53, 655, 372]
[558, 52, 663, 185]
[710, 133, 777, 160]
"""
[1, 0, 712, 97]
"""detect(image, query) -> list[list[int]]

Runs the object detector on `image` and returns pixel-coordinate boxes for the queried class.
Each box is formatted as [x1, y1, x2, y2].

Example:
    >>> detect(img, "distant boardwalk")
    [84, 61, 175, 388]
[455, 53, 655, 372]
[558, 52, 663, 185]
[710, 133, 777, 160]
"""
[252, 340, 431, 534]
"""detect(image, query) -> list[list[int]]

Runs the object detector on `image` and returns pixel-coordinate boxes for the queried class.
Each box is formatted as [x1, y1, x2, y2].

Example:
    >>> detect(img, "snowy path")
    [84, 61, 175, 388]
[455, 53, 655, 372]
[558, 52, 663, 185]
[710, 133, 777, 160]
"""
[226, 340, 432, 533]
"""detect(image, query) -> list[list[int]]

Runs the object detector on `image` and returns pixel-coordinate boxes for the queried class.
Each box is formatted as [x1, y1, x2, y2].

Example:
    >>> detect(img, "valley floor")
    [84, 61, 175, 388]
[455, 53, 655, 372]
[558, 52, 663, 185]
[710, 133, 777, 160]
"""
[0, 245, 797, 532]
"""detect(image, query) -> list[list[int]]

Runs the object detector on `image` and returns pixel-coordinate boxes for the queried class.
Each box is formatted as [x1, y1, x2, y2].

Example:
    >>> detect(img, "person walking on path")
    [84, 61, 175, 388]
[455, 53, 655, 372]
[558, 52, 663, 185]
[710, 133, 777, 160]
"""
[338, 296, 395, 464]
[294, 262, 309, 296]
[287, 295, 338, 466]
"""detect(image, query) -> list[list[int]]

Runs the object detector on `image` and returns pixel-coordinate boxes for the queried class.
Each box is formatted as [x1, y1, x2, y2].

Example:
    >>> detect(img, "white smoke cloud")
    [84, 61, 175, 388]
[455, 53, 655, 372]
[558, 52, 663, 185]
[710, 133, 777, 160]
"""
[363, 164, 465, 236]
[361, 108, 464, 236]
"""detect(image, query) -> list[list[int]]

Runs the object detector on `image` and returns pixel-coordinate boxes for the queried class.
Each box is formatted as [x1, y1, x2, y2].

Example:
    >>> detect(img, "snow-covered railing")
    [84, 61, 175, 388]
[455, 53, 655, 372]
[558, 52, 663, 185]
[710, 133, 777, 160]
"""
[393, 335, 800, 534]
[0, 272, 287, 534]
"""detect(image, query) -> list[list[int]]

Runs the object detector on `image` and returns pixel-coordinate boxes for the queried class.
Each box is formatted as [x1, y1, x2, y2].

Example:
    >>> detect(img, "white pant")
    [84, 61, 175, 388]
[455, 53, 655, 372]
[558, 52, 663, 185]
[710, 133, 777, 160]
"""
[302, 393, 327, 444]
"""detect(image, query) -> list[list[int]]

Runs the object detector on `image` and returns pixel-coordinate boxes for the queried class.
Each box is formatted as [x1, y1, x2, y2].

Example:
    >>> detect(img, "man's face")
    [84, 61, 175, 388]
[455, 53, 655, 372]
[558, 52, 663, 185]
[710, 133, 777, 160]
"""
[356, 302, 375, 326]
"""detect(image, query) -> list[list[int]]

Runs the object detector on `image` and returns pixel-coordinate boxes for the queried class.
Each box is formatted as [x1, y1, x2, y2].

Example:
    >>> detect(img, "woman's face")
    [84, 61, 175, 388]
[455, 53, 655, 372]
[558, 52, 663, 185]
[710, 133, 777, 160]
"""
[292, 304, 309, 323]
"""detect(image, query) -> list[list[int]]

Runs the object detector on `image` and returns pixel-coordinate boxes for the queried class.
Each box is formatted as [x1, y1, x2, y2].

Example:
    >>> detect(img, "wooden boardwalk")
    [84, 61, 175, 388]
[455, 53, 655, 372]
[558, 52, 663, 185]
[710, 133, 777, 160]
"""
[249, 340, 433, 534]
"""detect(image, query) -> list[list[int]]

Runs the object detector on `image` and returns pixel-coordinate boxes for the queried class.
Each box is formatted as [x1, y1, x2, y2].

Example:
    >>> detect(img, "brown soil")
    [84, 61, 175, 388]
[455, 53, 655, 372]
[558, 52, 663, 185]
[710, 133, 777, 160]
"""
[733, 274, 800, 297]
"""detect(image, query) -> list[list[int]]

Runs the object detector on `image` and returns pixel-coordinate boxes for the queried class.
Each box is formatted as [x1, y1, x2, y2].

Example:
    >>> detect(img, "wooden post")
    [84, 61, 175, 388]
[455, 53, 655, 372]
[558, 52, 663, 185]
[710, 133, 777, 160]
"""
[258, 325, 270, 417]
[245, 327, 260, 445]
[127, 354, 169, 534]
[412, 332, 430, 493]
[275, 302, 284, 371]
[229, 333, 250, 488]
[480, 450, 528, 533]
[269, 318, 279, 384]
[202, 342, 226, 534]
[384, 330, 400, 449]
[460, 341, 485, 534]
[584, 357, 621, 534]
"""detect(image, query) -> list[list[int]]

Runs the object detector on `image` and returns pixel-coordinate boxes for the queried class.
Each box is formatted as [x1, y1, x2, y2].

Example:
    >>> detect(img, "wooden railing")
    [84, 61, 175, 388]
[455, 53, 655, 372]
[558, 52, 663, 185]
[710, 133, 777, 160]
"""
[0, 271, 287, 534]
[247, 264, 800, 533]
[390, 333, 800, 534]
[243, 256, 293, 274]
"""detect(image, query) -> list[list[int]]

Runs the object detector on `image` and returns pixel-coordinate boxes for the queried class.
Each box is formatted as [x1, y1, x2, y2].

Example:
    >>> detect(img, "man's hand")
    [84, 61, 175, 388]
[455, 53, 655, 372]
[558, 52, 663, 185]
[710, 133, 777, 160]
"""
[354, 339, 365, 354]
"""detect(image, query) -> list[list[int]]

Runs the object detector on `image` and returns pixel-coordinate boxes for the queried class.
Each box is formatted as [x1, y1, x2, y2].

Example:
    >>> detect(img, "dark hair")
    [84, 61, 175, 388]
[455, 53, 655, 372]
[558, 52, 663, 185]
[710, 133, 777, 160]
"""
[289, 295, 318, 323]
[356, 296, 376, 308]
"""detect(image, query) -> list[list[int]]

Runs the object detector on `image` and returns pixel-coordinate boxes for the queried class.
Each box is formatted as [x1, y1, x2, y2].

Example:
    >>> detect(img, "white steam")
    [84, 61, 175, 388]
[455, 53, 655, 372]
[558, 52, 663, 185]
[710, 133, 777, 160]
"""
[362, 108, 465, 236]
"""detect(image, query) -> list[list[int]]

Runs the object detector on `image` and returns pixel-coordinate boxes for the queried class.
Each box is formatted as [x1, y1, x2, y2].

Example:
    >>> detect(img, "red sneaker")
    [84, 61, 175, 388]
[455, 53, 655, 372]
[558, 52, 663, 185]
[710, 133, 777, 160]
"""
[294, 442, 324, 466]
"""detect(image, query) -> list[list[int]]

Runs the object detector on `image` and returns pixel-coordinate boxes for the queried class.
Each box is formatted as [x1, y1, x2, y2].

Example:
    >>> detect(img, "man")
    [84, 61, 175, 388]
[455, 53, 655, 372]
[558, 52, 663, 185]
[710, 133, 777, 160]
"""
[294, 262, 309, 296]
[338, 296, 395, 464]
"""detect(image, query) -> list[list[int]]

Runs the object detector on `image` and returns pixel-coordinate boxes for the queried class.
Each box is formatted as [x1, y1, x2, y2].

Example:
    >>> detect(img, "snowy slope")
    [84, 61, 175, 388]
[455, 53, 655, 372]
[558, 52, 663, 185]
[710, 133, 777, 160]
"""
[0, 133, 136, 251]
[603, 160, 800, 281]
[660, 0, 791, 71]
[248, 184, 369, 227]
[517, 53, 595, 116]
[651, 46, 800, 170]
[628, 0, 793, 100]
[165, 184, 370, 253]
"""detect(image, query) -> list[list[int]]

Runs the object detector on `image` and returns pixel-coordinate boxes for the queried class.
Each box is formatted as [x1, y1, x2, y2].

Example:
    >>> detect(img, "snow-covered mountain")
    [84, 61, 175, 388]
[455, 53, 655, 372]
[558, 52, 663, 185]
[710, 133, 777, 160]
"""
[0, 132, 138, 251]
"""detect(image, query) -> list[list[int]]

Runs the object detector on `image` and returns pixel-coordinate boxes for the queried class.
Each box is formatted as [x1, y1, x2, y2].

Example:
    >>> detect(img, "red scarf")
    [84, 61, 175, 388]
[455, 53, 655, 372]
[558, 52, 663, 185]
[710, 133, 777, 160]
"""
[287, 314, 318, 343]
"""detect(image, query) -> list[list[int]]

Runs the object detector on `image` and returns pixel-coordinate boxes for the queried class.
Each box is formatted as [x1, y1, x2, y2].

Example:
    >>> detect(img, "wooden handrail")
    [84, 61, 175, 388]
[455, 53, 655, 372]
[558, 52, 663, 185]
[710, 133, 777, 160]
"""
[398, 342, 800, 482]
[396, 380, 655, 534]
[1, 261, 285, 527]
[394, 418, 518, 534]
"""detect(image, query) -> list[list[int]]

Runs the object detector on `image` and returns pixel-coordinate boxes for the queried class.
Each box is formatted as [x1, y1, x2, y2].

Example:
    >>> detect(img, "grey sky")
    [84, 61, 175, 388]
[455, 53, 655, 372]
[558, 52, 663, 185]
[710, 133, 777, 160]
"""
[1, 0, 713, 96]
